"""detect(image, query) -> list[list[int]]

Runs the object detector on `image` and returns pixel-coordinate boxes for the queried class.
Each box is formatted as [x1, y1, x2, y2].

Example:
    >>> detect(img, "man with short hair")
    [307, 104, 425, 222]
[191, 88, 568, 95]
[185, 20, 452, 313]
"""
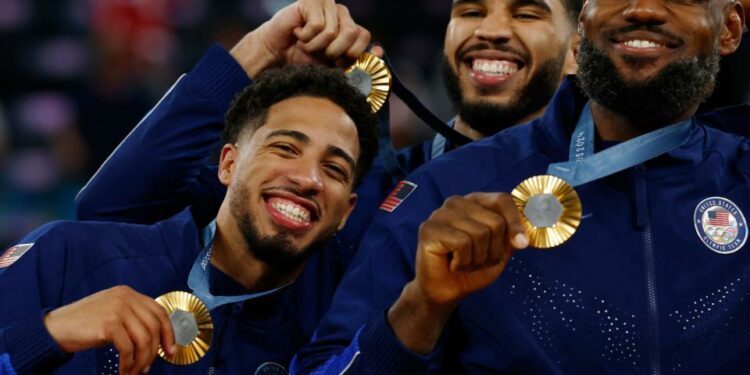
[292, 0, 750, 372]
[0, 65, 378, 375]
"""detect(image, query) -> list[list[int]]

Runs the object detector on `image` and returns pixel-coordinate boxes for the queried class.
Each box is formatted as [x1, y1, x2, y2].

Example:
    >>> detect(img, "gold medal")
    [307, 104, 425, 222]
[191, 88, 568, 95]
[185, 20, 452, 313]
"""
[511, 175, 582, 249]
[345, 52, 391, 113]
[155, 291, 213, 365]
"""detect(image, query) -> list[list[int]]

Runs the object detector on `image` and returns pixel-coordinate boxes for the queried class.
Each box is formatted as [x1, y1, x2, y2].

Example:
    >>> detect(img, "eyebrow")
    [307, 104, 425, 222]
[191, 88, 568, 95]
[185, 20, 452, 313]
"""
[327, 145, 356, 176]
[266, 129, 310, 143]
[511, 0, 552, 12]
[453, 0, 485, 6]
[266, 129, 357, 175]
[453, 0, 552, 12]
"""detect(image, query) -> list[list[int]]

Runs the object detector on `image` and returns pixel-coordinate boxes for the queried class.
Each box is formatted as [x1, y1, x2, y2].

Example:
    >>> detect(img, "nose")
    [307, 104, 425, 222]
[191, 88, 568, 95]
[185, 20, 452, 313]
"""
[287, 158, 324, 196]
[622, 0, 669, 25]
[474, 9, 513, 43]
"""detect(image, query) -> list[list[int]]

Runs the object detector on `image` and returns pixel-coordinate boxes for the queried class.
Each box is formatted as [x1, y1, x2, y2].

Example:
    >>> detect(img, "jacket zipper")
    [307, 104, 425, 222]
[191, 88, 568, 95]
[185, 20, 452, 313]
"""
[635, 164, 661, 375]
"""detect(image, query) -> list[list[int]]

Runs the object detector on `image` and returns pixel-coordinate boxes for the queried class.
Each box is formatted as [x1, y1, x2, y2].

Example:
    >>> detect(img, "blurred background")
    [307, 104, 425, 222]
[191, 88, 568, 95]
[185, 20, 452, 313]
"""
[0, 0, 456, 248]
[0, 0, 748, 248]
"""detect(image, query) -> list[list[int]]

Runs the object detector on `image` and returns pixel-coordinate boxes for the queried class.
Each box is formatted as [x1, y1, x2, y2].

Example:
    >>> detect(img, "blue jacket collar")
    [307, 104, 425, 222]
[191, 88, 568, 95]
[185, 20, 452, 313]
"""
[535, 75, 711, 171]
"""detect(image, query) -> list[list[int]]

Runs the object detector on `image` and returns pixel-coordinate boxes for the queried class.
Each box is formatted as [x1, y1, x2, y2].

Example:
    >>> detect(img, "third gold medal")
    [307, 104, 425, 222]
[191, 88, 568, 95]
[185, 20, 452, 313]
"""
[345, 52, 391, 113]
[511, 175, 581, 248]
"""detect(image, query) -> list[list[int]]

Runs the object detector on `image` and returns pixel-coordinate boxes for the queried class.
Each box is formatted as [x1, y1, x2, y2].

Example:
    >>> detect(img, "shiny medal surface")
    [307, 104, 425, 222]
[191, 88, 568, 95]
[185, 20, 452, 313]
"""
[345, 52, 391, 113]
[155, 291, 214, 365]
[511, 175, 582, 248]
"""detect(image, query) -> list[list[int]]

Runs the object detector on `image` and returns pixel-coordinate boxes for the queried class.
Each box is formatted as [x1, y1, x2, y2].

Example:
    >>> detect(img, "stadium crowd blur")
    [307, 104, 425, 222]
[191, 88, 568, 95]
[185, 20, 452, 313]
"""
[0, 0, 748, 249]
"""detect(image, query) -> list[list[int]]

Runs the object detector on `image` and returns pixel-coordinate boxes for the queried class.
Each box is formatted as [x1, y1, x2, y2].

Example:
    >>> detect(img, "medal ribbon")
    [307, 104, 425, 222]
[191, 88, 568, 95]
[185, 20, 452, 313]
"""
[387, 61, 472, 147]
[547, 102, 695, 187]
[187, 221, 289, 311]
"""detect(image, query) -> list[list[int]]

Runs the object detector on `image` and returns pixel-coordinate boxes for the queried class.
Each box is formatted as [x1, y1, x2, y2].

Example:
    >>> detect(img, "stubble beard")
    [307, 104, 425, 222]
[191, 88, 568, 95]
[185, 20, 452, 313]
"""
[228, 183, 331, 271]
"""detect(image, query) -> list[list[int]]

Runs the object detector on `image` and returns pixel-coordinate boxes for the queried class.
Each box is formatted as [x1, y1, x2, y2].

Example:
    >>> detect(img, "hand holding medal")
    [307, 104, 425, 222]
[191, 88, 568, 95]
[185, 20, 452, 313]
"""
[154, 222, 290, 366]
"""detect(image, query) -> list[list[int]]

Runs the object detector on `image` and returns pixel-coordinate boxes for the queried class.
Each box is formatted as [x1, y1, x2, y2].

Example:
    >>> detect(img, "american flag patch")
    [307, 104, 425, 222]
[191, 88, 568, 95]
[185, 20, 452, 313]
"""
[0, 243, 34, 269]
[708, 209, 731, 226]
[380, 181, 418, 212]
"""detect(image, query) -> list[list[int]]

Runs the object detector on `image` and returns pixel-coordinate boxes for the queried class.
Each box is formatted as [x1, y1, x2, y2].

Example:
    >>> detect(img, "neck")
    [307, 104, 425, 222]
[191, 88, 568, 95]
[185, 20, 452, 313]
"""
[589, 101, 698, 141]
[453, 117, 485, 141]
[454, 105, 547, 141]
[210, 207, 303, 292]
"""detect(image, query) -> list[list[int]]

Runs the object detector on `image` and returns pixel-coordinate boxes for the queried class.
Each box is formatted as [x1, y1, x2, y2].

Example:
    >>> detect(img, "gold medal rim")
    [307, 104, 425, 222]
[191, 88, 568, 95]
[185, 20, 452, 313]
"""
[344, 52, 392, 113]
[155, 291, 214, 365]
[511, 175, 582, 249]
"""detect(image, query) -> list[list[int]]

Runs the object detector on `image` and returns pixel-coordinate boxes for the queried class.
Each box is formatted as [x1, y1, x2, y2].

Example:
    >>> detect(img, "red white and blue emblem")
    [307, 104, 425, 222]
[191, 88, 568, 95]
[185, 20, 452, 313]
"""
[694, 197, 747, 254]
[0, 243, 34, 268]
[380, 180, 418, 212]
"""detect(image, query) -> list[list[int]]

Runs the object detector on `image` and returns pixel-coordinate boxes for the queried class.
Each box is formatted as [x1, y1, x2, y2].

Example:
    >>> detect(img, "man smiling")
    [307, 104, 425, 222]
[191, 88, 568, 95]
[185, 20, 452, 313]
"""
[0, 66, 377, 375]
[293, 0, 750, 373]
[441, 0, 579, 139]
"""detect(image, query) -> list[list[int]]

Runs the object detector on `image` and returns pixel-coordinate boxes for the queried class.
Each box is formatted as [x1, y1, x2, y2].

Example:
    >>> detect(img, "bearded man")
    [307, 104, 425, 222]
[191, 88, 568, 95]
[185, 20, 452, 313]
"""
[293, 0, 750, 373]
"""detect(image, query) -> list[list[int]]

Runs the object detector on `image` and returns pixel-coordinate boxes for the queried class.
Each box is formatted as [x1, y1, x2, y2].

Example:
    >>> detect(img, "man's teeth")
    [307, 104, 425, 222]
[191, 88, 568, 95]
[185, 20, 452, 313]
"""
[271, 201, 311, 223]
[472, 59, 518, 76]
[623, 39, 662, 49]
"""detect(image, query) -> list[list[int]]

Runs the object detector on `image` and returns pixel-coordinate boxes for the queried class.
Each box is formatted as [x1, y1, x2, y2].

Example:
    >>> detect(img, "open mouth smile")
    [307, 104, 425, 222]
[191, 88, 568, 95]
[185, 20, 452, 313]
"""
[461, 49, 526, 86]
[264, 193, 320, 231]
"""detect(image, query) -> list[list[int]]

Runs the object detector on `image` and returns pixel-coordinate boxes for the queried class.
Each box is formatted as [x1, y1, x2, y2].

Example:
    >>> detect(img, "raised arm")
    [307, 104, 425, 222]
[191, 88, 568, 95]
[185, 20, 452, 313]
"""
[75, 0, 371, 226]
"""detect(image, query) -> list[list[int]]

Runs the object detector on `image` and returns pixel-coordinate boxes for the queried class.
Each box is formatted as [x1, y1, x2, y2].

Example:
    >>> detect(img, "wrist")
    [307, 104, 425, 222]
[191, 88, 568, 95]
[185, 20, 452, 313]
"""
[229, 27, 279, 79]
[43, 309, 72, 353]
[402, 281, 459, 316]
[387, 281, 457, 354]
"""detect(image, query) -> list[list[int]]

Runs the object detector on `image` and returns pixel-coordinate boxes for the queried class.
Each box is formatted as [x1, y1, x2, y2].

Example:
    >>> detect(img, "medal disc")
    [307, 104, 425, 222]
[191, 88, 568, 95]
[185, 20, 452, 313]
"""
[344, 52, 391, 113]
[155, 291, 213, 365]
[511, 175, 582, 248]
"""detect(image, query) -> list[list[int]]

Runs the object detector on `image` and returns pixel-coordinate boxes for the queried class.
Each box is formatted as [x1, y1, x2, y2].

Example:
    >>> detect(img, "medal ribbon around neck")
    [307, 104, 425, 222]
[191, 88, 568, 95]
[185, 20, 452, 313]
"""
[155, 221, 290, 365]
[512, 102, 696, 248]
[187, 220, 289, 310]
[547, 102, 695, 187]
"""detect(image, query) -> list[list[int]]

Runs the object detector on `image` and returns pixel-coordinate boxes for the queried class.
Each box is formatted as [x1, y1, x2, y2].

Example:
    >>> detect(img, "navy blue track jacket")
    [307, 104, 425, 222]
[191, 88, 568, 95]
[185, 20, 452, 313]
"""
[291, 78, 750, 374]
[0, 209, 318, 374]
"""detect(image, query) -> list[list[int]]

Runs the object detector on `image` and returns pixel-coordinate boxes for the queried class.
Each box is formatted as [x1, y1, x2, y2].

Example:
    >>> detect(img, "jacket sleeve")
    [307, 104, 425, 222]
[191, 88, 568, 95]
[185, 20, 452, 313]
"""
[291, 173, 447, 374]
[0, 225, 72, 374]
[75, 44, 251, 227]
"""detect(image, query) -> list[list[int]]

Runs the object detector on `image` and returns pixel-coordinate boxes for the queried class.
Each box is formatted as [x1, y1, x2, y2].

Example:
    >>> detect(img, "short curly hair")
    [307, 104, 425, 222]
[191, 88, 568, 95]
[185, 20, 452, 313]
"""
[223, 65, 379, 188]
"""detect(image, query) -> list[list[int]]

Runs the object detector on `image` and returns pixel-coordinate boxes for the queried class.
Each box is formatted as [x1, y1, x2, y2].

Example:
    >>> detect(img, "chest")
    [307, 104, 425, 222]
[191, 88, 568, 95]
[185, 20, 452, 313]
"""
[445, 168, 750, 373]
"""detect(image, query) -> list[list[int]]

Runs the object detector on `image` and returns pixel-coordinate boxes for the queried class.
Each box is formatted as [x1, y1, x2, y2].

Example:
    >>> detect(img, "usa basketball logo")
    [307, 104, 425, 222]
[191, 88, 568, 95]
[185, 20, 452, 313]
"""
[694, 197, 747, 254]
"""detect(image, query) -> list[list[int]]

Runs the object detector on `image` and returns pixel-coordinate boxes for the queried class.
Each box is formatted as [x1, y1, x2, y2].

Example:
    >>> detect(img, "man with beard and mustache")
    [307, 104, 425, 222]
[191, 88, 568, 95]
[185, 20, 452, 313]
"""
[292, 0, 750, 373]
[0, 66, 378, 375]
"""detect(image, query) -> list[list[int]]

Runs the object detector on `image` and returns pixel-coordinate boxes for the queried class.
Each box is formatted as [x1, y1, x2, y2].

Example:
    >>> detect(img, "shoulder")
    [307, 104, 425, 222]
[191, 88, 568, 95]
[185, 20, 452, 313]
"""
[697, 104, 750, 139]
[696, 113, 750, 177]
[12, 217, 177, 264]
[410, 120, 550, 197]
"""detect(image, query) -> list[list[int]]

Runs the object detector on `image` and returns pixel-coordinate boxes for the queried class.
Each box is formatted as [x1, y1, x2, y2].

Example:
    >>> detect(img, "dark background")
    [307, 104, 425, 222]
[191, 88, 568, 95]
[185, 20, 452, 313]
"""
[0, 0, 747, 248]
